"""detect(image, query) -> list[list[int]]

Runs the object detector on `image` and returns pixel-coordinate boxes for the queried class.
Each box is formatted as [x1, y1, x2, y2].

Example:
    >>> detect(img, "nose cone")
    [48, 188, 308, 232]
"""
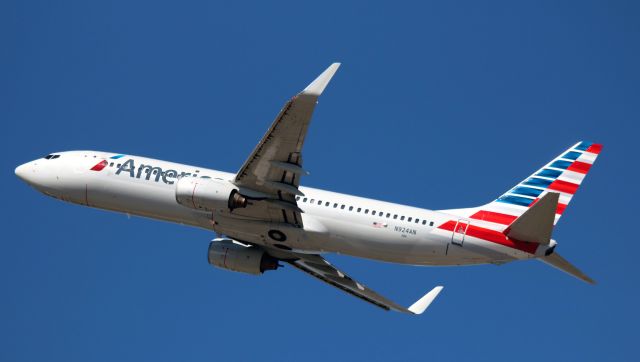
[15, 159, 62, 198]
[15, 163, 31, 183]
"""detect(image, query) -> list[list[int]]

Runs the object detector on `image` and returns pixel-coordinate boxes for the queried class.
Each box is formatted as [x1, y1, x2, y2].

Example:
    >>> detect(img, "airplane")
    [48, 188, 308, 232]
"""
[14, 63, 602, 315]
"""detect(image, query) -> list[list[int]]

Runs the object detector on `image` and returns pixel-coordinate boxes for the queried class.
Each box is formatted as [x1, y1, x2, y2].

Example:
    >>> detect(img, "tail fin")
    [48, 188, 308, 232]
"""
[540, 253, 595, 284]
[444, 141, 602, 229]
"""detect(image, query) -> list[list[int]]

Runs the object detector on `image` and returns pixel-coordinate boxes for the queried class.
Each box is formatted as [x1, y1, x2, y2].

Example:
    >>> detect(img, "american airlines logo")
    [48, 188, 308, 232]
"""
[91, 157, 210, 185]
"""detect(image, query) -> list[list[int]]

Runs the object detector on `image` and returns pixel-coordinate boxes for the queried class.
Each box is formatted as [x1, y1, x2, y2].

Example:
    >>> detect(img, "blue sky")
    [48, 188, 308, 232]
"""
[1, 1, 638, 361]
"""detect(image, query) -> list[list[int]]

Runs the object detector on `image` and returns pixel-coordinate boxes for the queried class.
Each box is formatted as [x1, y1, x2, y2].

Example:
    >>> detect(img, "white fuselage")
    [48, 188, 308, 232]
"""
[15, 151, 536, 266]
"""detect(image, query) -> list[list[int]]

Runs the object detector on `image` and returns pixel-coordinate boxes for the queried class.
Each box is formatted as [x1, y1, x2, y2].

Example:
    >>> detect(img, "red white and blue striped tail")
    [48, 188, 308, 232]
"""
[444, 141, 602, 229]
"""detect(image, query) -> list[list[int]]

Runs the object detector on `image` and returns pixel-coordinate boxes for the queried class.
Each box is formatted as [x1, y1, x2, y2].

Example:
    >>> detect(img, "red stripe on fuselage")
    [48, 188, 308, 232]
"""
[548, 179, 579, 194]
[438, 221, 539, 254]
[567, 161, 591, 174]
[469, 210, 517, 225]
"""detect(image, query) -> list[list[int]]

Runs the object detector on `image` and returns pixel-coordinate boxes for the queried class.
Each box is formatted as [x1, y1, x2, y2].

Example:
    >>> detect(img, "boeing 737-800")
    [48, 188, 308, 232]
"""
[15, 63, 601, 314]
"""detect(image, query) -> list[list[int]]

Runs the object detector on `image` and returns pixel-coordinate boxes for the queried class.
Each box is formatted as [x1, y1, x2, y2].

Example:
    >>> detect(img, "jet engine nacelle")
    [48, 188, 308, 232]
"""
[175, 177, 248, 211]
[208, 238, 279, 275]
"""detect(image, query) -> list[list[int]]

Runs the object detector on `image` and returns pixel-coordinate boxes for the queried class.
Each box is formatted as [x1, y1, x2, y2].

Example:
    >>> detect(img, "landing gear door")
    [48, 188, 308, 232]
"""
[451, 219, 470, 246]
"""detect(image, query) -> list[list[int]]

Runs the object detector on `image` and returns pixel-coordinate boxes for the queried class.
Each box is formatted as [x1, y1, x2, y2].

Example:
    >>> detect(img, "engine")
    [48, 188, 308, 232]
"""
[175, 177, 248, 211]
[208, 238, 279, 275]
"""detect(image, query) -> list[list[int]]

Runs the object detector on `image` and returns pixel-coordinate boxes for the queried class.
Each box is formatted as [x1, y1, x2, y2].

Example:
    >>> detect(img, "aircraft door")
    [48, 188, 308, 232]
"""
[451, 219, 469, 246]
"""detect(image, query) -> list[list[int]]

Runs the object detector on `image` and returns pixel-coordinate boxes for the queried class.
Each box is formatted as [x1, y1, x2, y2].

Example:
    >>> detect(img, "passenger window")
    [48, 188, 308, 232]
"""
[303, 198, 308, 202]
[429, 221, 434, 226]
[386, 213, 391, 218]
[408, 217, 412, 222]
[310, 199, 315, 203]
[379, 211, 383, 216]
[333, 203, 338, 208]
[357, 208, 361, 213]
[296, 196, 300, 201]
[365, 209, 369, 214]
[325, 202, 330, 206]
[349, 206, 353, 211]
[415, 219, 420, 224]
[110, 162, 114, 167]
[371, 210, 376, 215]
[401, 216, 405, 221]
[393, 215, 398, 219]
[317, 200, 322, 205]
[341, 205, 345, 209]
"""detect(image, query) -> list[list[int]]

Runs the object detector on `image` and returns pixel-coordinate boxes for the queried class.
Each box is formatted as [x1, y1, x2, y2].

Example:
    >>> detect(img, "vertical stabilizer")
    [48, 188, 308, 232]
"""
[440, 141, 602, 230]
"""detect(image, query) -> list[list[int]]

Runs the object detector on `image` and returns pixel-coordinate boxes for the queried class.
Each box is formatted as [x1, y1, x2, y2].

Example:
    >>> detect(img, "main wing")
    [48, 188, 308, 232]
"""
[232, 63, 341, 227]
[279, 251, 443, 314]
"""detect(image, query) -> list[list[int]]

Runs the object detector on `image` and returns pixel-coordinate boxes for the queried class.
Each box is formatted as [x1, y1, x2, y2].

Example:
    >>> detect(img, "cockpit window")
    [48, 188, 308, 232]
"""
[44, 154, 61, 159]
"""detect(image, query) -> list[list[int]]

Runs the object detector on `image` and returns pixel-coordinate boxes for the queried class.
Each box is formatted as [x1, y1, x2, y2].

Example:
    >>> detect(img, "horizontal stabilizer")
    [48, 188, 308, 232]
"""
[540, 252, 595, 284]
[506, 192, 559, 245]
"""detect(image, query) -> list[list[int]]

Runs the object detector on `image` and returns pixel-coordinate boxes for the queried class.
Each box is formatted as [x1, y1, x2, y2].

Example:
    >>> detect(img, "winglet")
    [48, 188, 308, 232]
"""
[302, 63, 341, 96]
[408, 286, 444, 314]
